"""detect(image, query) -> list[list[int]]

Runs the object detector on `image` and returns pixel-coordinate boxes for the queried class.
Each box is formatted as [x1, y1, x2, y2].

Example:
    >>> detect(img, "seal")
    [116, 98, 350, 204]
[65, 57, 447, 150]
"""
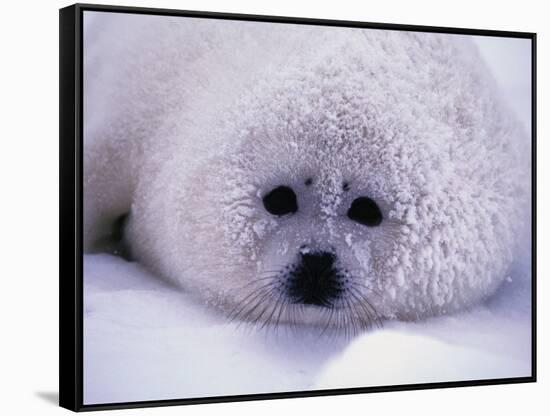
[83, 14, 531, 332]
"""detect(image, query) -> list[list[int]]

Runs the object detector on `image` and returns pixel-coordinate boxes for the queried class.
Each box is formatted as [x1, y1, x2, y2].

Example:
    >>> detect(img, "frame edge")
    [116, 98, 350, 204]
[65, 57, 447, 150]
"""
[530, 32, 537, 382]
[74, 2, 535, 38]
[60, 4, 83, 412]
[63, 3, 537, 411]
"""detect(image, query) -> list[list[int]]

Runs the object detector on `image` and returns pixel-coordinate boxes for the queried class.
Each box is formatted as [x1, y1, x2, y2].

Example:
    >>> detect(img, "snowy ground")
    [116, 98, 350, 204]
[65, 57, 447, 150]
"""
[83, 251, 531, 404]
[83, 36, 532, 405]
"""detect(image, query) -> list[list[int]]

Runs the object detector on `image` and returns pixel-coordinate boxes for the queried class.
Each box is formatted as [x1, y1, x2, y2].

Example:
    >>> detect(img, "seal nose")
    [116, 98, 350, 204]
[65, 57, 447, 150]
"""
[288, 251, 341, 307]
[301, 251, 335, 272]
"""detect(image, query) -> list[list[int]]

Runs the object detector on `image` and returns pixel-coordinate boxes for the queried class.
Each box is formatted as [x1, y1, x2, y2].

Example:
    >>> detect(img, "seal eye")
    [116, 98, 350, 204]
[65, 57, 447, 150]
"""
[263, 186, 298, 216]
[347, 197, 383, 226]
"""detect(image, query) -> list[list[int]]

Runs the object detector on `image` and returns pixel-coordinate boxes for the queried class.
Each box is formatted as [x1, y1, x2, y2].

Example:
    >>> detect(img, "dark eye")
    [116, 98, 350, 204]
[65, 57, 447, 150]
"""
[263, 186, 298, 216]
[347, 197, 383, 226]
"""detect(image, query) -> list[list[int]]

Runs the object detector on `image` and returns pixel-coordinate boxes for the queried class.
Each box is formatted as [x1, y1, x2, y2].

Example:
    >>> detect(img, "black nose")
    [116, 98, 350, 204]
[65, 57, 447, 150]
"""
[288, 251, 341, 307]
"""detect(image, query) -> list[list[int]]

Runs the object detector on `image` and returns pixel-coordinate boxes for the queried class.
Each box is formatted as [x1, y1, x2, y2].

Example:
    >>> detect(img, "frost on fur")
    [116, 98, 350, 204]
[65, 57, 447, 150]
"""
[83, 16, 531, 327]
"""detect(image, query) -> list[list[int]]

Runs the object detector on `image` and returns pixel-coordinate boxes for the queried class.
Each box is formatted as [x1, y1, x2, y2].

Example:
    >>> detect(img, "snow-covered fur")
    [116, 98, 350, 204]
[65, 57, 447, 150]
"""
[84, 13, 530, 326]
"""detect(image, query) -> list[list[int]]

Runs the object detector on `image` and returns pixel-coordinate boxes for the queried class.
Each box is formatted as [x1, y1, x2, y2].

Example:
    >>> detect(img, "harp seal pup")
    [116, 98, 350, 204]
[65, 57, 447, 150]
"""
[83, 13, 530, 331]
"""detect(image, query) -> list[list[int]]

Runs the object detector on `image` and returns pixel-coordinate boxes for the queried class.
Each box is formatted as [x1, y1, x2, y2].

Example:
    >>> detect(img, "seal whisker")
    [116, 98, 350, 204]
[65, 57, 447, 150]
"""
[233, 288, 276, 326]
[348, 286, 383, 329]
[347, 289, 374, 332]
[250, 287, 282, 326]
[232, 275, 279, 292]
[228, 285, 275, 323]
[260, 289, 286, 330]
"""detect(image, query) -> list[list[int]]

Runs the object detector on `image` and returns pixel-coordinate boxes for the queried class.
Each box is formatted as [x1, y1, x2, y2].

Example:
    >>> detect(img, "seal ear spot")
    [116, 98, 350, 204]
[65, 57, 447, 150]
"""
[304, 178, 313, 186]
[343, 182, 350, 191]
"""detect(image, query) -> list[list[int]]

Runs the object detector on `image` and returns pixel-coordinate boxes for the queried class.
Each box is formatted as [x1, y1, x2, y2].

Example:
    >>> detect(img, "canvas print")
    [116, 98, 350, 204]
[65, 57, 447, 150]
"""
[82, 10, 533, 405]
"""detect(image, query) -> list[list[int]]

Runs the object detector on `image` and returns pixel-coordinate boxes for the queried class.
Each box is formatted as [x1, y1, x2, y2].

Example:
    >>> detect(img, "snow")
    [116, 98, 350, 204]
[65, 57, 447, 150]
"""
[83, 254, 350, 404]
[84, 249, 530, 404]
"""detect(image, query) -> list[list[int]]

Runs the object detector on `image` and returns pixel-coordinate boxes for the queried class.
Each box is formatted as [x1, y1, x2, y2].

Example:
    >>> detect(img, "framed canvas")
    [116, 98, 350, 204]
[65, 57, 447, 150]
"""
[59, 3, 537, 411]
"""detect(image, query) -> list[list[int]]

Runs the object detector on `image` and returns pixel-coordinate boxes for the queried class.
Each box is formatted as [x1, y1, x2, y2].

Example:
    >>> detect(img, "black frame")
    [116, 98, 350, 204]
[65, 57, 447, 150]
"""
[59, 3, 537, 412]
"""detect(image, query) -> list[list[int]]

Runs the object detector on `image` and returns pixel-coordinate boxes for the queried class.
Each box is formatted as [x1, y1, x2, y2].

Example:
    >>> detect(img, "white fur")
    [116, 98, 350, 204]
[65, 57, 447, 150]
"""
[83, 13, 530, 325]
